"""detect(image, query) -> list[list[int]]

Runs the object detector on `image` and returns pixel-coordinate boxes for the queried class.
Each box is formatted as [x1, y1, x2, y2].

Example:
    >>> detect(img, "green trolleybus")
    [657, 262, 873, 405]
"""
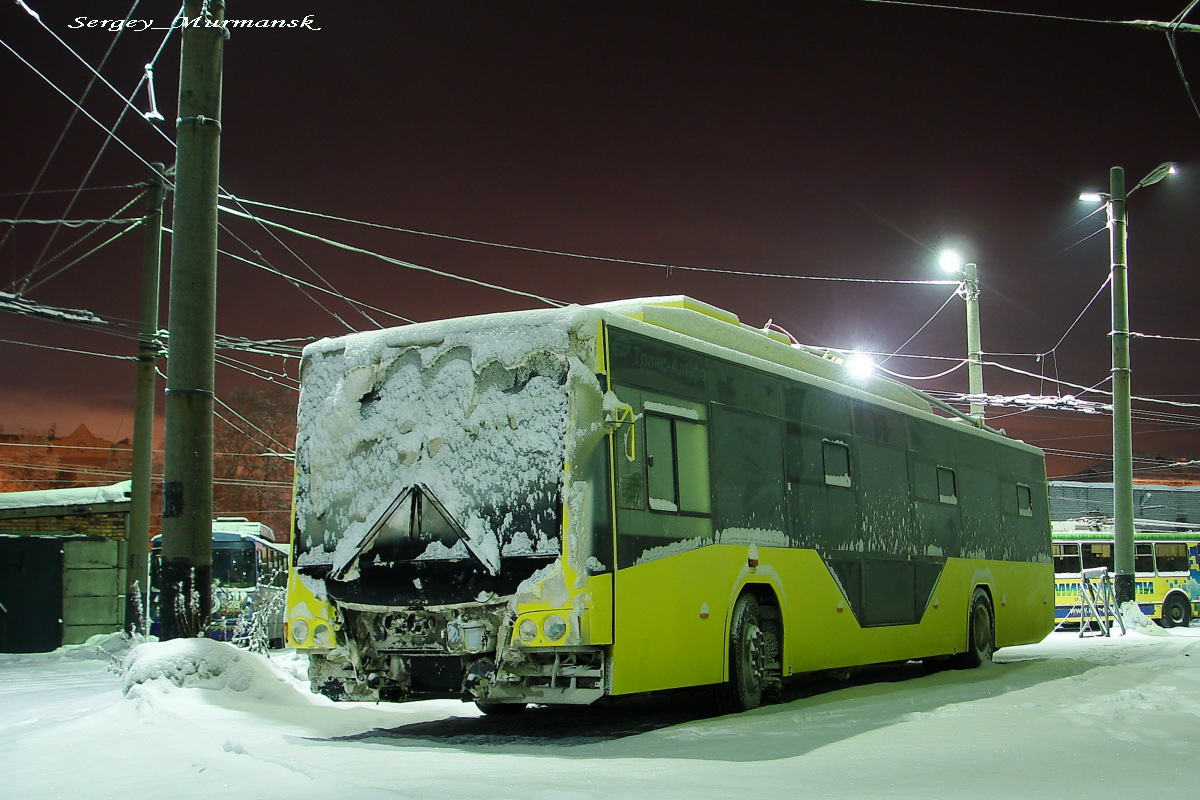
[1052, 519, 1199, 627]
[285, 297, 1054, 712]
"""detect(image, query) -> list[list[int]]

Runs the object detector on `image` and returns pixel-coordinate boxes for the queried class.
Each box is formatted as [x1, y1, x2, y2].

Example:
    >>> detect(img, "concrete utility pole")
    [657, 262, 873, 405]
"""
[124, 162, 166, 634]
[962, 262, 984, 427]
[939, 252, 986, 428]
[1082, 162, 1177, 604]
[160, 0, 226, 639]
[1107, 166, 1136, 605]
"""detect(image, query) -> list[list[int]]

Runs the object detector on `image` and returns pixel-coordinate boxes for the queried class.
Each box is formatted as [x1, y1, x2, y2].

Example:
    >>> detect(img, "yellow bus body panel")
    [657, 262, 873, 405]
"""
[610, 544, 1053, 696]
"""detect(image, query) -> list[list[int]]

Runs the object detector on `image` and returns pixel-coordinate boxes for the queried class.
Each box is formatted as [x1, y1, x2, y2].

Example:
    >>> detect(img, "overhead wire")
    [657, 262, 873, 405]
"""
[1165, 0, 1200, 123]
[213, 221, 358, 331]
[0, 36, 168, 261]
[878, 286, 961, 367]
[22, 220, 144, 294]
[226, 195, 961, 286]
[0, 0, 141, 259]
[4, 6, 383, 333]
[218, 198, 383, 330]
[159, 224, 417, 326]
[217, 204, 571, 309]
[213, 395, 293, 454]
[0, 336, 137, 361]
[0, 216, 146, 227]
[854, 0, 1198, 29]
[9, 192, 146, 293]
[7, 1, 181, 290]
[0, 183, 141, 199]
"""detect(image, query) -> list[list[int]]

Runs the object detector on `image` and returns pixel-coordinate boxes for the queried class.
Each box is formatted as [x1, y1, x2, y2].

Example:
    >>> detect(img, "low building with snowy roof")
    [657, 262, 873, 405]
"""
[0, 480, 131, 652]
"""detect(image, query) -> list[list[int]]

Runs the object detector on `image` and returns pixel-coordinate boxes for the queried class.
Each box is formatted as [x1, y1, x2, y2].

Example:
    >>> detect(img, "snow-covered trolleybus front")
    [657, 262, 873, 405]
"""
[286, 297, 1054, 713]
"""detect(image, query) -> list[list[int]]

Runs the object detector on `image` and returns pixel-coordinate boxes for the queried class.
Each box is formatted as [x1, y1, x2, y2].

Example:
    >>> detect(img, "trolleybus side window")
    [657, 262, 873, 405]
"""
[937, 466, 958, 505]
[646, 415, 677, 512]
[822, 440, 851, 488]
[646, 413, 710, 515]
[1016, 484, 1033, 517]
[1081, 542, 1114, 571]
[1155, 542, 1188, 574]
[1135, 542, 1154, 574]
[1053, 542, 1081, 574]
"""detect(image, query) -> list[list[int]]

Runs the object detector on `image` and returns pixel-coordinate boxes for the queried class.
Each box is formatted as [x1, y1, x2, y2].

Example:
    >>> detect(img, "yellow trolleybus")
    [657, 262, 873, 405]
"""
[285, 297, 1054, 712]
[1052, 519, 1199, 627]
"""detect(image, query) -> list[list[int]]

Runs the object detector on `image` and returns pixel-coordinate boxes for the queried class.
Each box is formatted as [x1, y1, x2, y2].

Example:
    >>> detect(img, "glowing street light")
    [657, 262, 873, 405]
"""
[1077, 161, 1177, 606]
[846, 352, 876, 380]
[939, 249, 984, 427]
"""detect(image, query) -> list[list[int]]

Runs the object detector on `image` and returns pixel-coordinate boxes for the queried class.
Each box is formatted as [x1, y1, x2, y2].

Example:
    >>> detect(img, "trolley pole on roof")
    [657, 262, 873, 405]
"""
[124, 162, 166, 635]
[160, 0, 226, 639]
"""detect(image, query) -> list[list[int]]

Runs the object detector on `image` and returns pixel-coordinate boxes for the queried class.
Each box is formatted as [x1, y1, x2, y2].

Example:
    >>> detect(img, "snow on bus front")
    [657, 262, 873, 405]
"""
[292, 314, 586, 611]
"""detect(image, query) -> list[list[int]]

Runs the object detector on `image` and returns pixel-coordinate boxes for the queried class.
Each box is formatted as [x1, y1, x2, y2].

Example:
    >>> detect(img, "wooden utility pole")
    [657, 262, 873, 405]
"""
[160, 0, 226, 639]
[124, 162, 166, 634]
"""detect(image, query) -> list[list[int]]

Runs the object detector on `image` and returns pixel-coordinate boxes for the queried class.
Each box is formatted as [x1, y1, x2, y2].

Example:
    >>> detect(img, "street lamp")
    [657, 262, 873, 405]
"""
[1078, 161, 1177, 606]
[940, 250, 985, 428]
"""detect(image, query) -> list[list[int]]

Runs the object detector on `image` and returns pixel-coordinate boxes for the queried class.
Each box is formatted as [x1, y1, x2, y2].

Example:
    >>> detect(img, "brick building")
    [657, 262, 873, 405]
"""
[0, 481, 131, 652]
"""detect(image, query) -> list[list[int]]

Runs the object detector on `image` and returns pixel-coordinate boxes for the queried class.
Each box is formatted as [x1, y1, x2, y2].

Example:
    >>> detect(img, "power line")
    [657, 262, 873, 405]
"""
[879, 287, 960, 367]
[226, 195, 961, 286]
[22, 221, 143, 294]
[1043, 273, 1112, 356]
[0, 336, 136, 361]
[218, 199, 383, 330]
[984, 360, 1200, 410]
[876, 360, 967, 381]
[0, 0, 142, 259]
[1164, 0, 1200, 123]
[0, 183, 142, 199]
[0, 217, 146, 227]
[0, 37, 165, 202]
[213, 220, 361, 332]
[1133, 331, 1200, 343]
[855, 0, 1200, 32]
[217, 204, 571, 309]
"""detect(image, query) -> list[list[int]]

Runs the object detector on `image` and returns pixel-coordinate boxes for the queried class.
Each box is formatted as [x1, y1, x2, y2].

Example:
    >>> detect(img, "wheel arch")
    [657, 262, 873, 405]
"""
[1160, 589, 1194, 625]
[964, 582, 995, 652]
[722, 581, 783, 682]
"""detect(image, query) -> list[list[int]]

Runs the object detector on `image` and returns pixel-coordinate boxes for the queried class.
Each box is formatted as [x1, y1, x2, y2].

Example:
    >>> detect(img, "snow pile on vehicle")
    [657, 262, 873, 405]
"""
[294, 308, 599, 578]
[122, 639, 290, 697]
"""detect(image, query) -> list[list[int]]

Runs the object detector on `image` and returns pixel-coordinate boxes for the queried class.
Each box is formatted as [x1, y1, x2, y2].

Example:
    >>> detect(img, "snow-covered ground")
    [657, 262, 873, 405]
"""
[3, 626, 1199, 800]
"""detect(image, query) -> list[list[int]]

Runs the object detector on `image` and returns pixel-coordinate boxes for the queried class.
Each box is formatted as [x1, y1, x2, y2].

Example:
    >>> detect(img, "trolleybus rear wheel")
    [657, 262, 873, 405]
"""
[1161, 595, 1192, 628]
[716, 594, 766, 713]
[952, 588, 994, 670]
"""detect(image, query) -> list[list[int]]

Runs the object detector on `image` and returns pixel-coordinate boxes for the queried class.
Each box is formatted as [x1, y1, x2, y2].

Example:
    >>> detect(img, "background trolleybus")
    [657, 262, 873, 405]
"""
[152, 517, 289, 646]
[1052, 519, 1199, 627]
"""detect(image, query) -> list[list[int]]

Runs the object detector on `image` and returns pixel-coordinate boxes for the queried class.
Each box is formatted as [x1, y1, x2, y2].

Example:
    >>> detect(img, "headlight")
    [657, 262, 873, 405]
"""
[519, 619, 538, 642]
[542, 614, 567, 642]
[290, 618, 310, 645]
[312, 623, 332, 647]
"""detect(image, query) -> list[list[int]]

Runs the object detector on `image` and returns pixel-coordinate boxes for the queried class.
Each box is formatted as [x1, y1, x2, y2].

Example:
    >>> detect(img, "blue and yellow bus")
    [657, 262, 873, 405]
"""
[286, 297, 1054, 712]
[1052, 519, 1199, 627]
[152, 518, 289, 646]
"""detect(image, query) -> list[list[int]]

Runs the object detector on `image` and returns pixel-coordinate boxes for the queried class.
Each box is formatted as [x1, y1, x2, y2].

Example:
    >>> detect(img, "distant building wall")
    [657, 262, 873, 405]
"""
[1048, 481, 1200, 527]
[0, 482, 130, 652]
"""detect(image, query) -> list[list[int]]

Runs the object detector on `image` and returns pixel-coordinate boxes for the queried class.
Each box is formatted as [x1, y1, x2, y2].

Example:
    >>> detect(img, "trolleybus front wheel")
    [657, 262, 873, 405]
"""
[1160, 595, 1192, 628]
[951, 588, 994, 670]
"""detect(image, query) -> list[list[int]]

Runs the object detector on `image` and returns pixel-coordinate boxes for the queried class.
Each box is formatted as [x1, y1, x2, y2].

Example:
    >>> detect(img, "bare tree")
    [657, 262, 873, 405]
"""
[212, 385, 297, 542]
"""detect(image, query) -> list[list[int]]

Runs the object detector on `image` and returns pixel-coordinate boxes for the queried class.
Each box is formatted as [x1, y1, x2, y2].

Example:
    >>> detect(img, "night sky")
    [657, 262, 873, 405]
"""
[2, 0, 1199, 479]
